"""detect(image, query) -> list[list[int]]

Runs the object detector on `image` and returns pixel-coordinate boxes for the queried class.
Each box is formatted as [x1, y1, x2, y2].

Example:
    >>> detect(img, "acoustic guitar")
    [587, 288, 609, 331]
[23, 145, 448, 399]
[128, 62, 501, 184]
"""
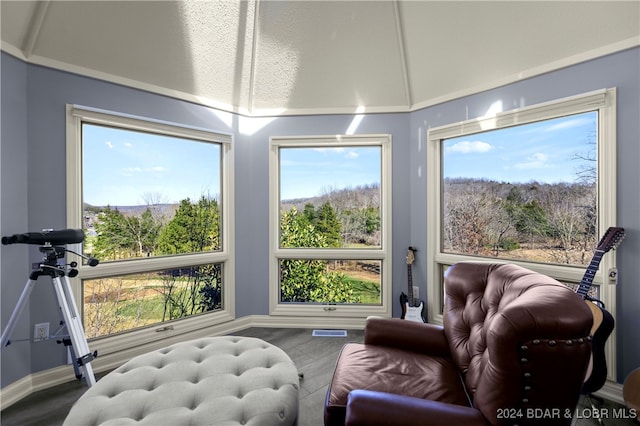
[577, 226, 625, 395]
[400, 246, 426, 322]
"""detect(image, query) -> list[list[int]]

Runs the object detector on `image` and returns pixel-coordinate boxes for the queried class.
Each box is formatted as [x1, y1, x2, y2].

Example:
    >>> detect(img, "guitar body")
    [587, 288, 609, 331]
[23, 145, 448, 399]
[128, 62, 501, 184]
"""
[400, 292, 426, 322]
[583, 302, 615, 394]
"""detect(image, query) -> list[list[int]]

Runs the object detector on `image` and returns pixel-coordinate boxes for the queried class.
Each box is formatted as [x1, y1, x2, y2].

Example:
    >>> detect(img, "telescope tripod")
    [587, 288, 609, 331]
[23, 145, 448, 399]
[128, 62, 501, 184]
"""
[0, 245, 97, 387]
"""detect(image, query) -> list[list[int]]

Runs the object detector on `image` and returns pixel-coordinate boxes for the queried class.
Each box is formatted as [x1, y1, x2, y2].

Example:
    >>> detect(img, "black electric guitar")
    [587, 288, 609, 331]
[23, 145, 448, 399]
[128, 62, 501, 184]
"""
[400, 247, 426, 322]
[578, 227, 625, 394]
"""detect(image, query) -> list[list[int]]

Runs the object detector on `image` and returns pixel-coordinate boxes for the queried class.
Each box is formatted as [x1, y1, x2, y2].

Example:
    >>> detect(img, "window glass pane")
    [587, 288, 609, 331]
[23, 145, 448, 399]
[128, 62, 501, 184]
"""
[442, 111, 597, 266]
[82, 124, 222, 261]
[83, 263, 223, 339]
[279, 259, 381, 304]
[279, 146, 381, 249]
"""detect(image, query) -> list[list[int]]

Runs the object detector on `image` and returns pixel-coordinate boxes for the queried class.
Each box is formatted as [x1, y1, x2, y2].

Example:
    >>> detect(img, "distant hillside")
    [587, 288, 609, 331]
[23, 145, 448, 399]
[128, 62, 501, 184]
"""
[281, 183, 380, 213]
[83, 203, 179, 232]
[85, 203, 178, 216]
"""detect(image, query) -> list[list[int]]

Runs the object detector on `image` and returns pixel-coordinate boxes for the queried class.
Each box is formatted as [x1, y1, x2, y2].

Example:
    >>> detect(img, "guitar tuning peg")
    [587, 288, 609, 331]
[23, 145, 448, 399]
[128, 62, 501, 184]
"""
[608, 269, 618, 279]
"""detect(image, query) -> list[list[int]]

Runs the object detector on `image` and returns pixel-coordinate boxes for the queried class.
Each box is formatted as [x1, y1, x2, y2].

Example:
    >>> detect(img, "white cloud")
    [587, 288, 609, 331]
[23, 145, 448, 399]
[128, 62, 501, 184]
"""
[106, 141, 114, 149]
[124, 142, 133, 148]
[446, 141, 493, 154]
[346, 151, 359, 159]
[513, 153, 550, 170]
[121, 166, 166, 176]
[545, 117, 590, 132]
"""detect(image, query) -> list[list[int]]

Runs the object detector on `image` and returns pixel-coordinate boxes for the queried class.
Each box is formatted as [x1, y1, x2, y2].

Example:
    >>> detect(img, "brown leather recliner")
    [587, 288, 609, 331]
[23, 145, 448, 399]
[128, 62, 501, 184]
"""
[324, 262, 594, 425]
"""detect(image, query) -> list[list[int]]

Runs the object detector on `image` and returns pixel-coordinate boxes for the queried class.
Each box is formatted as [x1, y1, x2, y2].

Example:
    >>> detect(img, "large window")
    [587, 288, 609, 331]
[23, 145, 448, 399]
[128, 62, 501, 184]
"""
[67, 106, 234, 344]
[427, 89, 618, 378]
[269, 135, 392, 317]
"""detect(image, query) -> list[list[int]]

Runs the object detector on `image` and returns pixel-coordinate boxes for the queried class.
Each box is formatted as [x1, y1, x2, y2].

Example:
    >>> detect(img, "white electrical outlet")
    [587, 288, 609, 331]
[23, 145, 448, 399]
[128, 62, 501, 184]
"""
[412, 287, 419, 300]
[34, 322, 49, 342]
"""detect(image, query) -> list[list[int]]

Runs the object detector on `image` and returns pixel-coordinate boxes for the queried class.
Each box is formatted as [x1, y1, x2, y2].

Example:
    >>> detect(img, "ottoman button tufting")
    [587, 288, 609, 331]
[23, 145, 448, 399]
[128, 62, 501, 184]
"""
[63, 336, 299, 426]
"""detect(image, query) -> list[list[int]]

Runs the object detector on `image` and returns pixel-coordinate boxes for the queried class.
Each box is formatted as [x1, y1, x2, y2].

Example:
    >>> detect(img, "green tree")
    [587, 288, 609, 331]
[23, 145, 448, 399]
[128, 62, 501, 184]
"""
[155, 197, 221, 320]
[505, 187, 552, 241]
[93, 206, 160, 260]
[302, 203, 316, 224]
[156, 196, 220, 255]
[160, 264, 222, 321]
[93, 206, 127, 260]
[279, 207, 359, 303]
[315, 202, 342, 247]
[363, 207, 380, 235]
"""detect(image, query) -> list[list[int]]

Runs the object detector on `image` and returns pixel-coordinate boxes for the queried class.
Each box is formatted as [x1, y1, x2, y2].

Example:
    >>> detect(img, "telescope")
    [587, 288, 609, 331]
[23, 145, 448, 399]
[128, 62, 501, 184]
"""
[2, 229, 84, 246]
[1, 227, 99, 386]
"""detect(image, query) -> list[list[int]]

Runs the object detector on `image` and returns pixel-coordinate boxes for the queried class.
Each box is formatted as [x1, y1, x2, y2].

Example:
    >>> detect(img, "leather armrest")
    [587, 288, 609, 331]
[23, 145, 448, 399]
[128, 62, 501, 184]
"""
[345, 390, 489, 426]
[364, 317, 450, 356]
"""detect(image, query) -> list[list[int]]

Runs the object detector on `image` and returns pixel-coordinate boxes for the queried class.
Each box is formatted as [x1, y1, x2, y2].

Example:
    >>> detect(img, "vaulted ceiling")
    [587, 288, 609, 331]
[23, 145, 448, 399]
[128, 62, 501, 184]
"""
[2, 1, 639, 116]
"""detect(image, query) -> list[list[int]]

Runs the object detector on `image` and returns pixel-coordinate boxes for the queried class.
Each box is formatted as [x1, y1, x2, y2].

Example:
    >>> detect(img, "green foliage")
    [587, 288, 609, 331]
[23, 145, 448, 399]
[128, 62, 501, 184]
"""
[498, 238, 520, 251]
[92, 196, 220, 259]
[89, 197, 223, 336]
[341, 207, 380, 245]
[156, 196, 220, 255]
[196, 263, 223, 311]
[443, 178, 598, 264]
[363, 207, 380, 234]
[93, 206, 160, 259]
[505, 187, 552, 238]
[314, 202, 342, 247]
[279, 207, 359, 303]
[159, 264, 222, 321]
[280, 259, 359, 303]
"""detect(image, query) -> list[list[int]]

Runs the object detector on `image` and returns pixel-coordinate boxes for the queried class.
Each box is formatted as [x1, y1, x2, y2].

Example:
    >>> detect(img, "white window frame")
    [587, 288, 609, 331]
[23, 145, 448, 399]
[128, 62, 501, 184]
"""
[426, 88, 618, 380]
[269, 134, 392, 318]
[66, 105, 235, 352]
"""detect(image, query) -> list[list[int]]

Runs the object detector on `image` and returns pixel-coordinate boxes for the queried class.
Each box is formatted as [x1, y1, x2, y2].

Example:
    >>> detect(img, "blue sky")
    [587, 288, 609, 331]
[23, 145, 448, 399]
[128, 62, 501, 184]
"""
[279, 146, 381, 200]
[82, 111, 595, 206]
[443, 111, 597, 184]
[83, 124, 221, 206]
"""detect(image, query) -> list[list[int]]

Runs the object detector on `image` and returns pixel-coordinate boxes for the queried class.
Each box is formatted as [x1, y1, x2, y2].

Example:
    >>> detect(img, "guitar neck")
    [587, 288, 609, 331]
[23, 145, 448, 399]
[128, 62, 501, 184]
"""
[576, 249, 605, 299]
[407, 264, 414, 304]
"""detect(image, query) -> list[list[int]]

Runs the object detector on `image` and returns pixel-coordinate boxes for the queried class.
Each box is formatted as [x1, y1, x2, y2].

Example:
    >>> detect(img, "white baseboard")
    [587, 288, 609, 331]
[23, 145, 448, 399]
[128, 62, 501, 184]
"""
[594, 380, 624, 406]
[0, 315, 366, 410]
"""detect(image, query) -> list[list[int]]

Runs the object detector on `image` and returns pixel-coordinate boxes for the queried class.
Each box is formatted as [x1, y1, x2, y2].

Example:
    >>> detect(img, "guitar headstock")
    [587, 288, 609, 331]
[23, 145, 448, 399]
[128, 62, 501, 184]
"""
[406, 246, 416, 265]
[597, 227, 625, 253]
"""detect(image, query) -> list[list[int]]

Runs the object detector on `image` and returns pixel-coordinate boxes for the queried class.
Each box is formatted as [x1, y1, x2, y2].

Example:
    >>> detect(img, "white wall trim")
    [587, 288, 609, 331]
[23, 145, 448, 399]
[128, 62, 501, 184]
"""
[595, 381, 624, 406]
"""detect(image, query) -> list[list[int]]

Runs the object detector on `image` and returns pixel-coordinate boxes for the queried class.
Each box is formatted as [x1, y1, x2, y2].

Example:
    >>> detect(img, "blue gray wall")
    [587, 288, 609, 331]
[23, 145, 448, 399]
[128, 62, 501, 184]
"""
[1, 47, 638, 389]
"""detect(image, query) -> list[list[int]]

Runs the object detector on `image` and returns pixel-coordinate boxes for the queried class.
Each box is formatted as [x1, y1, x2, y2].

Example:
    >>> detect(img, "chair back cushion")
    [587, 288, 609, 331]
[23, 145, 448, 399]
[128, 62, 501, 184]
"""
[443, 262, 593, 424]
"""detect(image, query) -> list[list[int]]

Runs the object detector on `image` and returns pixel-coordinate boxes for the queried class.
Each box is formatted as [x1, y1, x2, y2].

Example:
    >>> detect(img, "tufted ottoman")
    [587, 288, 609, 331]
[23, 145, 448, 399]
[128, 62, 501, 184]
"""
[63, 336, 299, 425]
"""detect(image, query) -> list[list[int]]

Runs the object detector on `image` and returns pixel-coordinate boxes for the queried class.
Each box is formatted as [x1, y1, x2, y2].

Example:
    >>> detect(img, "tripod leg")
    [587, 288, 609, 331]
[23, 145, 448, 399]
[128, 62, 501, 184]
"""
[51, 275, 96, 386]
[59, 337, 82, 380]
[1, 279, 37, 348]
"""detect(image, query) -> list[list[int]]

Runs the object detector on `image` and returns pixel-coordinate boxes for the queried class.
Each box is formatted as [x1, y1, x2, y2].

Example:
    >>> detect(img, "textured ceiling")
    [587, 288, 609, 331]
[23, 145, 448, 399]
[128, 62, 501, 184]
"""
[2, 1, 639, 116]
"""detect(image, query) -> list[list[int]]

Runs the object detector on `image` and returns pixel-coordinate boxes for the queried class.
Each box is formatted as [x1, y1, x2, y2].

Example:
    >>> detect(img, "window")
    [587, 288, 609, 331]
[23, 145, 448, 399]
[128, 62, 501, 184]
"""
[66, 106, 234, 345]
[426, 89, 617, 378]
[269, 135, 392, 317]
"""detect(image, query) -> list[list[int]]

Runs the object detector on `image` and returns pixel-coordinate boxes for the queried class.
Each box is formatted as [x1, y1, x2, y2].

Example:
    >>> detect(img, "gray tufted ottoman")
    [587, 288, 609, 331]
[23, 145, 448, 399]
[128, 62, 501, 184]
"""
[63, 336, 299, 425]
